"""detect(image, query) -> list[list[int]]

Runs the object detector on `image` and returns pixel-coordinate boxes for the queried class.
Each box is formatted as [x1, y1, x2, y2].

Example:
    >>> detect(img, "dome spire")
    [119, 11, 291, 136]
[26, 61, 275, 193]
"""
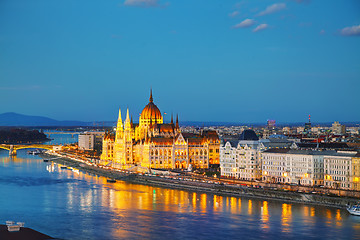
[149, 88, 153, 103]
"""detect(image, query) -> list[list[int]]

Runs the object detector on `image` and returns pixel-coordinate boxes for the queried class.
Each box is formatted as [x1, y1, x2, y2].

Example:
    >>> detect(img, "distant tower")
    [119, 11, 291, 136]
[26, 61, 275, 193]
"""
[304, 114, 311, 132]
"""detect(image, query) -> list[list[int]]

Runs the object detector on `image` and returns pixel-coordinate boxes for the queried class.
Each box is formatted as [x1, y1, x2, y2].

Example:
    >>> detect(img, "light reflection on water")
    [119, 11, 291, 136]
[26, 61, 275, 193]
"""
[1, 149, 360, 239]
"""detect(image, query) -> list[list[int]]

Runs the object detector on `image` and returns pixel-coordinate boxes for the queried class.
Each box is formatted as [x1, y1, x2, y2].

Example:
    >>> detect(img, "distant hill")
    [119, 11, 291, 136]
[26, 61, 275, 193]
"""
[1, 112, 358, 128]
[0, 112, 90, 127]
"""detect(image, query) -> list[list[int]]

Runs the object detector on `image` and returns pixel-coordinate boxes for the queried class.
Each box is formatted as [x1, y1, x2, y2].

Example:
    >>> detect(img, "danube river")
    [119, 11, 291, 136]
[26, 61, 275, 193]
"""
[1, 135, 360, 239]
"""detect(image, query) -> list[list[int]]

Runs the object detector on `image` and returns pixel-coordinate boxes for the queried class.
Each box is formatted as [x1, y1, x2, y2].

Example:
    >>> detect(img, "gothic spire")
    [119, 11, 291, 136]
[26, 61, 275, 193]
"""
[176, 114, 179, 129]
[126, 108, 130, 122]
[125, 108, 131, 129]
[117, 107, 123, 129]
[115, 107, 124, 139]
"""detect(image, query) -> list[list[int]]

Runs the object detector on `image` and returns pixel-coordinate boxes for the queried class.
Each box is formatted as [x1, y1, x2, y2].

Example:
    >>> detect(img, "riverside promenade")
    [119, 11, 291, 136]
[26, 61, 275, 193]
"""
[41, 152, 360, 209]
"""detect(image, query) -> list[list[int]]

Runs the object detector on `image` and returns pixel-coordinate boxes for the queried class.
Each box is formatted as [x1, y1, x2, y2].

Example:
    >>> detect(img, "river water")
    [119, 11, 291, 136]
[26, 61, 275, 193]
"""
[1, 134, 360, 239]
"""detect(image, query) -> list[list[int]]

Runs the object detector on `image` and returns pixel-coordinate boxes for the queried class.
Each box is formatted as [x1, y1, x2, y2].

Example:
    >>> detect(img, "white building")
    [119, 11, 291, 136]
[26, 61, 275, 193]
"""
[261, 149, 324, 186]
[220, 141, 238, 178]
[78, 131, 105, 151]
[220, 130, 293, 180]
[261, 149, 287, 183]
[261, 148, 360, 189]
[324, 151, 358, 190]
[78, 134, 95, 150]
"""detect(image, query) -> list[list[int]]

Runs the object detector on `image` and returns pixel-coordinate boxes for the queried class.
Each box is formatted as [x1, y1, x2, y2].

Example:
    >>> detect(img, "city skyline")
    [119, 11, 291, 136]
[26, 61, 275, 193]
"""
[1, 0, 359, 123]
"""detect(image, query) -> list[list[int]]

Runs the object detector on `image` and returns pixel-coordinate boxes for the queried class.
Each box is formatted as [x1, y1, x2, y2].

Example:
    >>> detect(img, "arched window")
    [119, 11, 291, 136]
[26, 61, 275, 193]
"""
[155, 150, 158, 155]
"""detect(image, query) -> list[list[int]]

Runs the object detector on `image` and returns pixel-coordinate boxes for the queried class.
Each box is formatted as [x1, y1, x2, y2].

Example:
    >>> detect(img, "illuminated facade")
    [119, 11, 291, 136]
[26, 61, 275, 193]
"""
[262, 149, 324, 186]
[352, 153, 360, 191]
[261, 149, 360, 189]
[220, 130, 291, 180]
[323, 151, 358, 190]
[100, 90, 220, 170]
[220, 140, 261, 180]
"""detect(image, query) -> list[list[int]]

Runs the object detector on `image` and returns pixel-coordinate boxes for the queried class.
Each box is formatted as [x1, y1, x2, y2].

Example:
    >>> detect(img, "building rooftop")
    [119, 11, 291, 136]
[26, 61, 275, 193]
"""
[239, 130, 259, 141]
[296, 142, 351, 150]
[263, 148, 358, 157]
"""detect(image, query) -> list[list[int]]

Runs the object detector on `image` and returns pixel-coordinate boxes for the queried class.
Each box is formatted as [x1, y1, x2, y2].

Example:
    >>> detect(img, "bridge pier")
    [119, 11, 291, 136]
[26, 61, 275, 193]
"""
[9, 145, 17, 156]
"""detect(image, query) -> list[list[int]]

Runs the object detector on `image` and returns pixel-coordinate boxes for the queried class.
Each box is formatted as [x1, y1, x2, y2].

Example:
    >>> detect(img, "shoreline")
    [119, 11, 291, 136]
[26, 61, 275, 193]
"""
[0, 224, 54, 240]
[41, 152, 359, 209]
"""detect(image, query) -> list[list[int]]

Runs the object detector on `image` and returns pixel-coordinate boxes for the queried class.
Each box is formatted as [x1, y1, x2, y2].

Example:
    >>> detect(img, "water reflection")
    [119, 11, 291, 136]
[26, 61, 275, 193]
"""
[335, 209, 342, 228]
[281, 203, 292, 233]
[248, 199, 253, 215]
[1, 150, 360, 240]
[261, 201, 269, 230]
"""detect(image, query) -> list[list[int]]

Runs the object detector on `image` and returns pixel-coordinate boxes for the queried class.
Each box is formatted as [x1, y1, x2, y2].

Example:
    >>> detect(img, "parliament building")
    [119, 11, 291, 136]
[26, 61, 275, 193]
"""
[100, 90, 220, 170]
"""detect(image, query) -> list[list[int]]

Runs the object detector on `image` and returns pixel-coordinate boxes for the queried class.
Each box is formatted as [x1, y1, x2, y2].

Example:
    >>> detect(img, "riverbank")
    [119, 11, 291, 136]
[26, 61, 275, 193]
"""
[0, 224, 55, 240]
[41, 152, 359, 209]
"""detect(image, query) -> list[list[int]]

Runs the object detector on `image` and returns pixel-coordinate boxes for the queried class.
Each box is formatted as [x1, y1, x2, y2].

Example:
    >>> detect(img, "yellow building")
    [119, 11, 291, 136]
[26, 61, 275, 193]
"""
[352, 153, 360, 191]
[100, 90, 220, 170]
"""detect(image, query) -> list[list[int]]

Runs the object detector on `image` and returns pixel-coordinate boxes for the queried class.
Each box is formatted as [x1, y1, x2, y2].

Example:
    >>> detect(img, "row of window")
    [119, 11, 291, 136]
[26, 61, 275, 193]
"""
[150, 149, 208, 156]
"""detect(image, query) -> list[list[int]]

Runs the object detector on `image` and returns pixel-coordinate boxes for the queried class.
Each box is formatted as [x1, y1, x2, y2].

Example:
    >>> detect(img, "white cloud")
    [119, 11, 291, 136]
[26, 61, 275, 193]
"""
[124, 0, 160, 7]
[253, 24, 269, 32]
[233, 19, 255, 29]
[340, 25, 360, 36]
[257, 3, 286, 16]
[229, 11, 239, 18]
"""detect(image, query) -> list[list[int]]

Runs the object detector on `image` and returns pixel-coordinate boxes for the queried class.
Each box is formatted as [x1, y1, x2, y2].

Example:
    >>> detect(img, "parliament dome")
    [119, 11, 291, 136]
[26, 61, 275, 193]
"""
[140, 90, 162, 121]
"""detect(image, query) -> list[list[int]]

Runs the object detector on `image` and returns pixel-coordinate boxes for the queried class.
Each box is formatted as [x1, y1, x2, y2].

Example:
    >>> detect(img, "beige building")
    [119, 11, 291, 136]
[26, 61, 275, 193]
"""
[100, 90, 220, 170]
[324, 151, 358, 190]
[352, 153, 360, 191]
[261, 149, 287, 183]
[78, 134, 95, 150]
[261, 149, 359, 189]
[78, 131, 105, 151]
[262, 149, 324, 186]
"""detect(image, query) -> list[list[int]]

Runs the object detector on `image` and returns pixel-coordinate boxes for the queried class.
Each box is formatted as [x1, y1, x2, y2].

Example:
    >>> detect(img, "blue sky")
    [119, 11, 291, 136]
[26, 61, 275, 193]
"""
[1, 0, 359, 123]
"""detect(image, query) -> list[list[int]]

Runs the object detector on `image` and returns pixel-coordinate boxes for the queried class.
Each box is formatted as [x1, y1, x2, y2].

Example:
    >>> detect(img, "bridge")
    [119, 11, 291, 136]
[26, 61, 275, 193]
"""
[0, 144, 60, 156]
[43, 131, 81, 137]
